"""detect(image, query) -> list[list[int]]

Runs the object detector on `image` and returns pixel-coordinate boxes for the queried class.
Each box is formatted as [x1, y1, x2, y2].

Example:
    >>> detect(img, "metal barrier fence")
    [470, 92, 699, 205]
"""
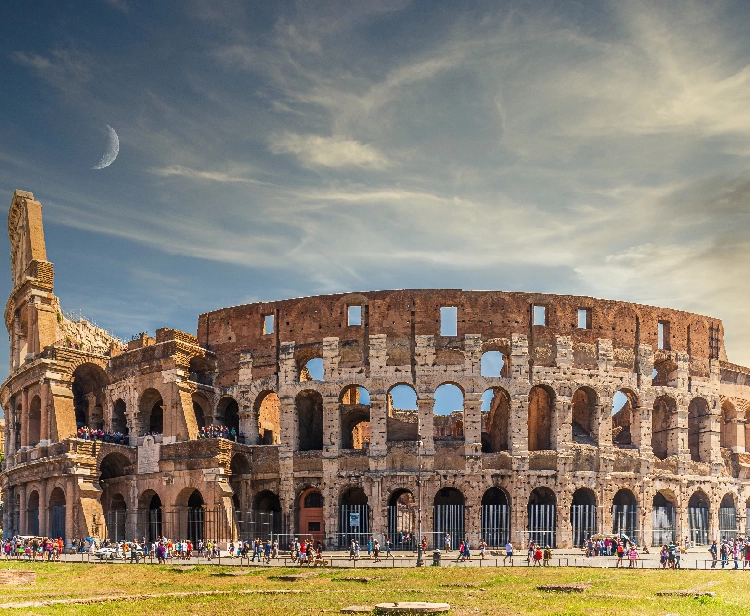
[387, 505, 416, 551]
[432, 505, 465, 550]
[571, 505, 597, 548]
[481, 505, 510, 547]
[652, 506, 676, 546]
[338, 505, 370, 548]
[612, 505, 638, 543]
[719, 507, 737, 539]
[687, 507, 708, 545]
[527, 504, 556, 548]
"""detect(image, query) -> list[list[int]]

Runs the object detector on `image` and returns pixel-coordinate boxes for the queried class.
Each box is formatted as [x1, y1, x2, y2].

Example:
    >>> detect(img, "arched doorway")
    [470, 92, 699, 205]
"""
[688, 398, 710, 462]
[481, 388, 510, 453]
[433, 488, 465, 549]
[49, 487, 66, 539]
[111, 399, 128, 438]
[528, 386, 553, 451]
[612, 390, 636, 447]
[572, 388, 597, 445]
[26, 490, 39, 536]
[255, 391, 280, 445]
[105, 493, 127, 541]
[386, 384, 419, 443]
[433, 384, 464, 440]
[652, 492, 676, 545]
[571, 488, 597, 547]
[339, 487, 369, 548]
[217, 397, 240, 437]
[481, 487, 510, 547]
[719, 493, 737, 540]
[28, 396, 41, 446]
[138, 389, 164, 435]
[72, 363, 109, 431]
[296, 390, 324, 451]
[187, 490, 205, 544]
[340, 386, 371, 450]
[139, 492, 162, 542]
[721, 401, 737, 449]
[687, 490, 709, 545]
[250, 490, 283, 540]
[387, 490, 416, 551]
[191, 394, 209, 431]
[528, 487, 556, 548]
[298, 488, 324, 545]
[612, 489, 638, 543]
[652, 396, 677, 460]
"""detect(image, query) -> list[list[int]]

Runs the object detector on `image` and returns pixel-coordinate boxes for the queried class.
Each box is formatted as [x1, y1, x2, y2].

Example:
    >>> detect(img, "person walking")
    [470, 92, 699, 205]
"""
[504, 540, 513, 565]
[710, 540, 718, 568]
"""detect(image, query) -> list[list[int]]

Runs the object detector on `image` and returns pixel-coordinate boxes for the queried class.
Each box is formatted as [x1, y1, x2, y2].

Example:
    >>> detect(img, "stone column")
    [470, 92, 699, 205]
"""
[21, 387, 28, 447]
[463, 392, 482, 460]
[18, 484, 27, 536]
[368, 393, 387, 471]
[553, 395, 572, 451]
[65, 477, 75, 548]
[322, 396, 340, 475]
[416, 397, 434, 456]
[557, 491, 572, 549]
[509, 394, 529, 456]
[38, 481, 48, 537]
[596, 396, 613, 449]
[40, 379, 50, 443]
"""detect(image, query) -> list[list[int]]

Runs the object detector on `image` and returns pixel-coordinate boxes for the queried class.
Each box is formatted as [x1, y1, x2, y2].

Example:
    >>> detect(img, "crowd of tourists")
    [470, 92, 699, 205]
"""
[197, 424, 244, 442]
[289, 538, 326, 565]
[2, 536, 64, 560]
[76, 426, 128, 444]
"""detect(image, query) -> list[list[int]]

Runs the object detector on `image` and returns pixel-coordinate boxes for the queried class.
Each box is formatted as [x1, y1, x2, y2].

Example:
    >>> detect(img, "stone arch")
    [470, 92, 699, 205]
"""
[572, 386, 597, 445]
[652, 395, 678, 460]
[296, 390, 323, 451]
[186, 489, 205, 544]
[387, 489, 416, 548]
[481, 487, 510, 547]
[433, 383, 464, 440]
[138, 489, 163, 542]
[612, 488, 638, 541]
[688, 490, 710, 509]
[298, 487, 325, 544]
[480, 350, 508, 378]
[612, 389, 637, 447]
[720, 492, 736, 509]
[571, 487, 597, 547]
[230, 452, 251, 477]
[719, 492, 738, 539]
[688, 397, 711, 462]
[26, 489, 40, 535]
[99, 452, 132, 482]
[386, 383, 419, 442]
[340, 486, 368, 506]
[138, 388, 164, 435]
[481, 387, 510, 453]
[49, 486, 66, 539]
[72, 362, 110, 430]
[652, 358, 678, 387]
[103, 492, 127, 542]
[528, 487, 556, 548]
[253, 490, 281, 512]
[720, 400, 737, 450]
[188, 355, 213, 386]
[528, 385, 554, 451]
[191, 392, 210, 431]
[112, 398, 128, 436]
[217, 396, 240, 435]
[433, 487, 465, 548]
[255, 390, 280, 445]
[28, 394, 41, 446]
[340, 385, 371, 450]
[299, 354, 324, 382]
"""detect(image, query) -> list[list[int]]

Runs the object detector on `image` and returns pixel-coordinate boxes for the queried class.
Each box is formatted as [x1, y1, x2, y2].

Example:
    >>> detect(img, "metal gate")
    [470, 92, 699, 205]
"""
[338, 505, 370, 548]
[687, 507, 708, 545]
[387, 505, 416, 551]
[234, 510, 289, 541]
[527, 504, 556, 548]
[27, 508, 39, 536]
[571, 505, 597, 548]
[432, 505, 465, 550]
[612, 505, 638, 543]
[481, 505, 509, 547]
[105, 510, 127, 542]
[719, 507, 737, 539]
[652, 506, 676, 545]
[50, 505, 66, 539]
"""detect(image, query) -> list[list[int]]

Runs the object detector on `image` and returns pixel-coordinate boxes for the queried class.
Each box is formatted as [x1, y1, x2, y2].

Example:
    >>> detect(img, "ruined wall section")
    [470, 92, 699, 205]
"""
[56, 312, 124, 356]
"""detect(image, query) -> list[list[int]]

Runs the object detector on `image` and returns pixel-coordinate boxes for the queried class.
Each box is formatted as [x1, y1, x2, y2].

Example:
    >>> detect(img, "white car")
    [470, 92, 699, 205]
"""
[94, 546, 122, 560]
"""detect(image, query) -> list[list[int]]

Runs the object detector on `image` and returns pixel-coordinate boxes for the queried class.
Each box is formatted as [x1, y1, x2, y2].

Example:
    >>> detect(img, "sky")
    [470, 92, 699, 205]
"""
[1, 1, 750, 415]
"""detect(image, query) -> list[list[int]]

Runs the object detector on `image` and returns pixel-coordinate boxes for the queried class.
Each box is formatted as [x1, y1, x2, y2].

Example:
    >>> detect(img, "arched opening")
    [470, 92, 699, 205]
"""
[49, 487, 66, 539]
[298, 488, 324, 545]
[99, 452, 130, 482]
[528, 386, 553, 451]
[104, 493, 127, 542]
[688, 397, 711, 463]
[571, 488, 597, 547]
[687, 490, 710, 546]
[652, 358, 678, 387]
[255, 391, 281, 445]
[339, 487, 369, 548]
[528, 487, 556, 548]
[433, 384, 464, 440]
[721, 400, 738, 450]
[188, 355, 213, 386]
[652, 491, 677, 545]
[340, 386, 371, 450]
[387, 490, 416, 551]
[217, 397, 240, 437]
[138, 388, 164, 435]
[480, 350, 507, 378]
[139, 491, 162, 542]
[433, 488, 465, 548]
[111, 399, 128, 437]
[612, 489, 638, 542]
[481, 388, 510, 453]
[26, 490, 39, 536]
[300, 357, 324, 382]
[481, 487, 510, 547]
[72, 363, 109, 431]
[612, 390, 636, 447]
[28, 395, 41, 446]
[719, 493, 737, 540]
[296, 390, 324, 451]
[187, 490, 205, 544]
[191, 393, 209, 432]
[652, 396, 678, 460]
[387, 384, 419, 442]
[246, 490, 283, 540]
[572, 387, 597, 445]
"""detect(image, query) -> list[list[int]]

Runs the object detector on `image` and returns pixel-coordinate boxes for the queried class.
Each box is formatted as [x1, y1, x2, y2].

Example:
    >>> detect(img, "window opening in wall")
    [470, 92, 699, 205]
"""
[480, 351, 505, 377]
[658, 321, 670, 350]
[300, 357, 324, 381]
[433, 383, 464, 440]
[386, 384, 419, 443]
[577, 308, 591, 329]
[263, 314, 274, 335]
[611, 390, 634, 447]
[709, 323, 720, 359]
[440, 307, 457, 336]
[533, 305, 547, 326]
[347, 305, 362, 326]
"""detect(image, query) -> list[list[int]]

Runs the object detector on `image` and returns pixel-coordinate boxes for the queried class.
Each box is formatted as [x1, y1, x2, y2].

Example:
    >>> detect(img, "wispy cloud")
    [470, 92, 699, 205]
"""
[268, 133, 390, 169]
[149, 165, 263, 184]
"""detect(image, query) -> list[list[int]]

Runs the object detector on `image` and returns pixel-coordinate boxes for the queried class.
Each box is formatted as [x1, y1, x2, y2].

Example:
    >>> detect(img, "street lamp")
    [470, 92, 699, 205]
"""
[416, 435, 424, 567]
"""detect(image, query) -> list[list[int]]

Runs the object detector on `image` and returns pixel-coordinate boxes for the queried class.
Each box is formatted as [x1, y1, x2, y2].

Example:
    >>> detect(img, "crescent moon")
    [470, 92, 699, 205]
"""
[92, 125, 119, 169]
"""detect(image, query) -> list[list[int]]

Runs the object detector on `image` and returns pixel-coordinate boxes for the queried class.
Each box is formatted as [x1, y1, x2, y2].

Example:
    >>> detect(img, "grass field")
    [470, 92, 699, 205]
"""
[0, 561, 749, 615]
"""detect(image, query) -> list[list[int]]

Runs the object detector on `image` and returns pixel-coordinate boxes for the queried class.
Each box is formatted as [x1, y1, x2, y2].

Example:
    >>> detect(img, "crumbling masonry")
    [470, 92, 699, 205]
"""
[3, 189, 750, 549]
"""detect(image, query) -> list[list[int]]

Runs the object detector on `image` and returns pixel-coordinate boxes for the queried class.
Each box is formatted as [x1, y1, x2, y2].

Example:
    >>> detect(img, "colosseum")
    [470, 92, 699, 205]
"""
[3, 188, 750, 551]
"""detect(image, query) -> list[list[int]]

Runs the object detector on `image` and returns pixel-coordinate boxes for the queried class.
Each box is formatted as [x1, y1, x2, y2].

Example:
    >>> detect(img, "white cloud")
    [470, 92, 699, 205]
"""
[268, 133, 390, 169]
[149, 165, 263, 184]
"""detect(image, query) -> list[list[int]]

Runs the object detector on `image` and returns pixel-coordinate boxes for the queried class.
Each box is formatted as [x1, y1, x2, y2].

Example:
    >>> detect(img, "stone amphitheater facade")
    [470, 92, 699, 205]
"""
[3, 188, 750, 549]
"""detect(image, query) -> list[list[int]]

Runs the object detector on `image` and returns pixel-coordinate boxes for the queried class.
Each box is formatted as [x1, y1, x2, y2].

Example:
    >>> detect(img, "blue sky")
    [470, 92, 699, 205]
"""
[2, 1, 750, 413]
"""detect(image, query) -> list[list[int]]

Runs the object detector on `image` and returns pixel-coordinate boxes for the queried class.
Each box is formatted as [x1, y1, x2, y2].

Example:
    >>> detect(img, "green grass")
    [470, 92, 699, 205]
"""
[1, 561, 749, 615]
